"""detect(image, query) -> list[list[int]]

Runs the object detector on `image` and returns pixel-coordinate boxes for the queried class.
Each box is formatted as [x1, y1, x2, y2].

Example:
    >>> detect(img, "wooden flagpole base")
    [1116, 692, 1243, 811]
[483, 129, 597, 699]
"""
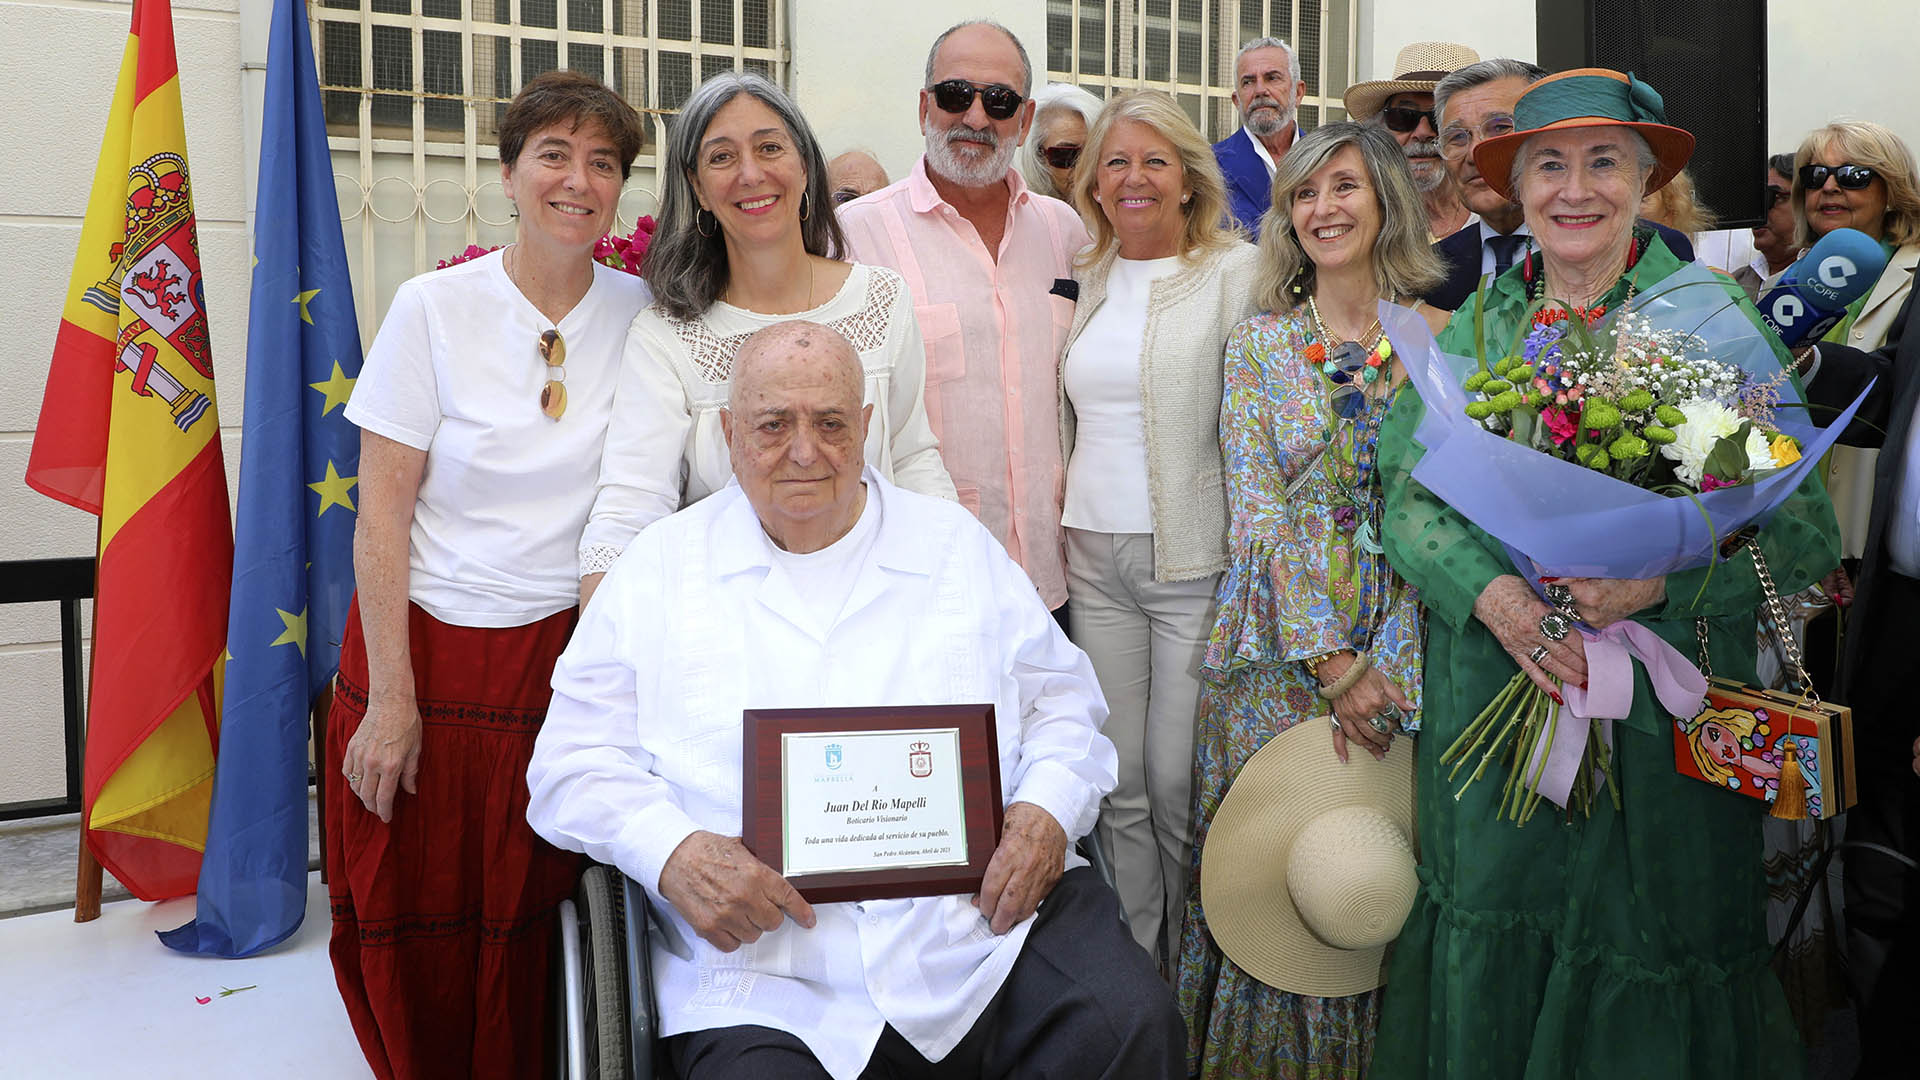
[74, 831, 103, 923]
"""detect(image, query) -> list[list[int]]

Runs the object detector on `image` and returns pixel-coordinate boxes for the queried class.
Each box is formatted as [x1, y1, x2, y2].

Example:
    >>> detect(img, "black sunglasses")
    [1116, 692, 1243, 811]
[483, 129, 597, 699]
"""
[1041, 144, 1081, 169]
[1800, 163, 1878, 191]
[1380, 106, 1436, 134]
[928, 79, 1025, 121]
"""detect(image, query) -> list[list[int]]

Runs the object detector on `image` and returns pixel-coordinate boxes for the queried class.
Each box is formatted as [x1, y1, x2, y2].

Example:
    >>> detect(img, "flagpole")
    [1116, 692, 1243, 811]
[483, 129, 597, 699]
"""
[75, 521, 105, 923]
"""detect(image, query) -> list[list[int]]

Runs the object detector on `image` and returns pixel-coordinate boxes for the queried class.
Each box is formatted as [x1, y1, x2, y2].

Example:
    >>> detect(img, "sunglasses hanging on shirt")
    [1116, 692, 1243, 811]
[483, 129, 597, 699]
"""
[928, 79, 1026, 120]
[1800, 163, 1878, 191]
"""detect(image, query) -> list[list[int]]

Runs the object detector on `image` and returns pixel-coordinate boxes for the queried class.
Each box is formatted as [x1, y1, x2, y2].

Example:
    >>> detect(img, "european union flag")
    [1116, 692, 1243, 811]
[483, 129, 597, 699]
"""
[160, 0, 361, 956]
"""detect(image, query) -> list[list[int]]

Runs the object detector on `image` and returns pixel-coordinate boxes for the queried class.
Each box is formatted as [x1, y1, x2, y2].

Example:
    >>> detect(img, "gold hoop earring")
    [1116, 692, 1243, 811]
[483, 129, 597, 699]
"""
[697, 208, 717, 238]
[799, 190, 811, 222]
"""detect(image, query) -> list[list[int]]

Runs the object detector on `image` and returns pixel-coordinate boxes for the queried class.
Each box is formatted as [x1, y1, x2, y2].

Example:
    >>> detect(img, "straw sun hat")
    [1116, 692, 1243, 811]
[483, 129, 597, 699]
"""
[1200, 717, 1416, 997]
[1471, 67, 1696, 203]
[1341, 41, 1481, 123]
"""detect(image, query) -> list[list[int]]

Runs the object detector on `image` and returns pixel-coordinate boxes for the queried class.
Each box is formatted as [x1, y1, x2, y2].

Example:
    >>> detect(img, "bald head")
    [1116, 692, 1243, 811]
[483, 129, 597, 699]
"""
[828, 151, 890, 204]
[728, 321, 863, 415]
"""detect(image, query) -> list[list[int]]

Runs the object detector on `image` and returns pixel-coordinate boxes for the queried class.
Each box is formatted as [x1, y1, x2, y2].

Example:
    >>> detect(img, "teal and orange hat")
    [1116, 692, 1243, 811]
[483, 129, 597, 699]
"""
[1472, 68, 1696, 202]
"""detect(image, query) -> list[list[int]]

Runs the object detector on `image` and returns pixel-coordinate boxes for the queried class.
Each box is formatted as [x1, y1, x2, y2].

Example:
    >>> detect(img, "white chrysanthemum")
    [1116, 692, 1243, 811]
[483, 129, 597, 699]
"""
[1660, 398, 1746, 486]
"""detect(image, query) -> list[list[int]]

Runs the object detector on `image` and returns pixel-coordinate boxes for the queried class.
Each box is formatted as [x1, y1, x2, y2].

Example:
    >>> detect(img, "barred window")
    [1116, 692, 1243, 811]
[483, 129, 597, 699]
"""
[1044, 0, 1354, 140]
[312, 0, 787, 337]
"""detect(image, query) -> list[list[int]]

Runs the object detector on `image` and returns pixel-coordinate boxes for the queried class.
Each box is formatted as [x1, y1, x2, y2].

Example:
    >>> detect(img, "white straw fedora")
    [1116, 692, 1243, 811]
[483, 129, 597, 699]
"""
[1199, 718, 1416, 997]
[1342, 42, 1481, 123]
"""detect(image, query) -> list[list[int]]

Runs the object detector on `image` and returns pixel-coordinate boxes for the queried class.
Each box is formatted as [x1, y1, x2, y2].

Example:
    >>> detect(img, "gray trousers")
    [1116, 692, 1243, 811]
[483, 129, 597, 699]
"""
[664, 868, 1184, 1079]
[1065, 529, 1217, 963]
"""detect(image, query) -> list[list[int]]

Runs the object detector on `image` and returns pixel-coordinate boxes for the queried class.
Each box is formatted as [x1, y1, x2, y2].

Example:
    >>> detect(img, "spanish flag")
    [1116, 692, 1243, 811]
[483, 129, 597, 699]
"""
[26, 0, 232, 901]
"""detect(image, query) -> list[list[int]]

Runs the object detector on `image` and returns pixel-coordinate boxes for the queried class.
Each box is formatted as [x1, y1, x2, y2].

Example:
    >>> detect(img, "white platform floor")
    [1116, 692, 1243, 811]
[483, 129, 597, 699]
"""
[0, 872, 373, 1079]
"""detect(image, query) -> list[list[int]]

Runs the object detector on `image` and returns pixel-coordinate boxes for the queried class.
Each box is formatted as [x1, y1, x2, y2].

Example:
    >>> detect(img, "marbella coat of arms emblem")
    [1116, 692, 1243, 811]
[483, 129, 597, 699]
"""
[908, 741, 933, 779]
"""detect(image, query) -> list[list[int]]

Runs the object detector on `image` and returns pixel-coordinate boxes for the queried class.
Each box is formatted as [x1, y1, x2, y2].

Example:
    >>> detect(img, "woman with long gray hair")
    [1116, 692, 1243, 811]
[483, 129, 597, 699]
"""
[577, 72, 954, 599]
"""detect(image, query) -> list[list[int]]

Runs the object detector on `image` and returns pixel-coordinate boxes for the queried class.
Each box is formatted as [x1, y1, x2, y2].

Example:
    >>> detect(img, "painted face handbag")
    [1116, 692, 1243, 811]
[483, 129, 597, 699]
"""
[1671, 542, 1856, 820]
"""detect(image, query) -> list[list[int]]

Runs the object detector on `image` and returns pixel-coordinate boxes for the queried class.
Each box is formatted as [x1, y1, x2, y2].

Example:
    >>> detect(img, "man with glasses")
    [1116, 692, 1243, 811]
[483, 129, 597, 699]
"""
[1737, 153, 1801, 298]
[1343, 41, 1480, 240]
[1212, 36, 1307, 237]
[1422, 58, 1694, 310]
[827, 149, 890, 207]
[839, 20, 1090, 618]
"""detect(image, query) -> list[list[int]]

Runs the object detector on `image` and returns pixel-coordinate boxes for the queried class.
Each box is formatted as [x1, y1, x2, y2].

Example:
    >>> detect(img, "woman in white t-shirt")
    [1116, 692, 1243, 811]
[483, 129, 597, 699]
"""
[577, 72, 954, 595]
[327, 71, 652, 1080]
[1056, 90, 1260, 966]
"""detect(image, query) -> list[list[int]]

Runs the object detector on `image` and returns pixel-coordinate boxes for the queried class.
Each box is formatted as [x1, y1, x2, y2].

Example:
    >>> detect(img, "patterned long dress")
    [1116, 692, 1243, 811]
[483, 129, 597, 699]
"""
[1173, 307, 1424, 1079]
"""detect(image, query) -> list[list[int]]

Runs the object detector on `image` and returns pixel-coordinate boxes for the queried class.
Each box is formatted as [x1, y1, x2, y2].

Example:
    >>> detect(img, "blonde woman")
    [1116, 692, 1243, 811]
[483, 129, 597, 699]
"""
[1059, 89, 1257, 965]
[1794, 120, 1920, 561]
[1174, 122, 1445, 1079]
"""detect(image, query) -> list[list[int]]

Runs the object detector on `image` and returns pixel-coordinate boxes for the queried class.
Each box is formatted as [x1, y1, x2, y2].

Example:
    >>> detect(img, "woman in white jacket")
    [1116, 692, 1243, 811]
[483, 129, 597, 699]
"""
[1059, 89, 1260, 965]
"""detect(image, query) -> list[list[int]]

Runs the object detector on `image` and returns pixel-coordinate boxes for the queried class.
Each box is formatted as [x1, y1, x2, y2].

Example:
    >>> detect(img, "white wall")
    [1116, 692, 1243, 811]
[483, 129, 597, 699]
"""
[1362, 0, 1537, 78]
[790, 1, 1046, 188]
[0, 0, 255, 802]
[1365, 0, 1920, 159]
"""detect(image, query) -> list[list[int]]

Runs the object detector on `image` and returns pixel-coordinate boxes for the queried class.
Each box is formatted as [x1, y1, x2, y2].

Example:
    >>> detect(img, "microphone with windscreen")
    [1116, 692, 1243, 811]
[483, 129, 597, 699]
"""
[1756, 227, 1888, 349]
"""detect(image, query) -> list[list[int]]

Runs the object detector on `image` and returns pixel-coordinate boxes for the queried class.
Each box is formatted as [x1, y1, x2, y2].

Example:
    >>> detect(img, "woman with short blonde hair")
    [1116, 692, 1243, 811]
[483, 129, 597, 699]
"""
[1057, 89, 1258, 966]
[1071, 90, 1242, 264]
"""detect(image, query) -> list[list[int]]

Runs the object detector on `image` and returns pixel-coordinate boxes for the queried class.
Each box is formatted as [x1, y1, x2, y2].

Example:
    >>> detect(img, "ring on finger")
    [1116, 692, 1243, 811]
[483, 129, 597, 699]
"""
[1367, 715, 1393, 735]
[1539, 609, 1572, 641]
[347, 772, 363, 783]
[1528, 644, 1549, 665]
[1545, 583, 1575, 610]
[1329, 716, 1342, 733]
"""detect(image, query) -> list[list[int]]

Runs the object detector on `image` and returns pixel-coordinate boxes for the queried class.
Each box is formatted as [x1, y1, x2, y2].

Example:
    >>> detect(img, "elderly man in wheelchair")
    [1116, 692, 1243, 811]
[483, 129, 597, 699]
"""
[528, 322, 1183, 1080]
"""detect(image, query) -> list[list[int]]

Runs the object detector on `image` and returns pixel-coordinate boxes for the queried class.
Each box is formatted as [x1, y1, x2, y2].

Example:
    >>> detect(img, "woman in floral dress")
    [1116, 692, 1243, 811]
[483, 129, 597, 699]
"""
[1173, 123, 1446, 1079]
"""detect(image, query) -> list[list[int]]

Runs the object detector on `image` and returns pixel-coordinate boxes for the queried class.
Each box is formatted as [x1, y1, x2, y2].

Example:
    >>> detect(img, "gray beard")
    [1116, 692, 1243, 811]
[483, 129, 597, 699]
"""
[1243, 99, 1295, 138]
[926, 126, 1017, 188]
[1405, 138, 1445, 192]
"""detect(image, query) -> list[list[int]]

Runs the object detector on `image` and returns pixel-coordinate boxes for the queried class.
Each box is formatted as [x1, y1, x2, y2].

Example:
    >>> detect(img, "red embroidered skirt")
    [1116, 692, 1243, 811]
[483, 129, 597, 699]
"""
[325, 596, 583, 1080]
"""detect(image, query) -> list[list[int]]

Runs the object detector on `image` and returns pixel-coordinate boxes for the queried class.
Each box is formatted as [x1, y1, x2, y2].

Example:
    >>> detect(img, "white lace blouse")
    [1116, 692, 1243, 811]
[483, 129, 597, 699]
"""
[579, 263, 956, 573]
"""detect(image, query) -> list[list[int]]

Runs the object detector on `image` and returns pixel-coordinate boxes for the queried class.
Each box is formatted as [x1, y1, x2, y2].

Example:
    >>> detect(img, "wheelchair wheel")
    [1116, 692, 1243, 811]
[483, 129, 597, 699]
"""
[556, 865, 633, 1080]
[578, 865, 632, 1079]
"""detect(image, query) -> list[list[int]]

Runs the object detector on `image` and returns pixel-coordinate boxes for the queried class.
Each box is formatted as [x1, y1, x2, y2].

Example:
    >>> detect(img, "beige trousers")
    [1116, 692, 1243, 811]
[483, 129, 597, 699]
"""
[1065, 528, 1218, 964]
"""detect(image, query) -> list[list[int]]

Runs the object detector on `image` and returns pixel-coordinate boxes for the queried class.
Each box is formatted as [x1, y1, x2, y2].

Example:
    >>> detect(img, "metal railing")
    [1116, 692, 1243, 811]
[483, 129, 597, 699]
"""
[0, 558, 92, 822]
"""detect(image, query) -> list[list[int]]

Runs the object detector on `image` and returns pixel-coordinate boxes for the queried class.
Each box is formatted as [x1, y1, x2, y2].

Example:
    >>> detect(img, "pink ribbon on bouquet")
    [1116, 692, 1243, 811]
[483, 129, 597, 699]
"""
[1524, 620, 1708, 808]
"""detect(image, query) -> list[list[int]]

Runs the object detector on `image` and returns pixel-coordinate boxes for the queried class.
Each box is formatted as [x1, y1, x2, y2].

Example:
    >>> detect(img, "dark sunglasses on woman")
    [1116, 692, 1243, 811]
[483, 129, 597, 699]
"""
[1041, 144, 1081, 169]
[1380, 106, 1436, 134]
[928, 79, 1025, 120]
[1800, 163, 1878, 191]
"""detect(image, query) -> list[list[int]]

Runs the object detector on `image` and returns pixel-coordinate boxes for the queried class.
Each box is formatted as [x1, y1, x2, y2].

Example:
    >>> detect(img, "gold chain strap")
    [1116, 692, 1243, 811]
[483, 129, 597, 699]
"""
[1694, 543, 1818, 699]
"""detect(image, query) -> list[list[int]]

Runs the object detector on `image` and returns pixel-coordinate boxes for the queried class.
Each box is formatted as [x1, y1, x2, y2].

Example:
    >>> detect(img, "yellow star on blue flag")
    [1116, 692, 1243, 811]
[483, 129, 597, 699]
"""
[270, 606, 308, 658]
[307, 461, 357, 516]
[293, 287, 321, 324]
[308, 362, 356, 416]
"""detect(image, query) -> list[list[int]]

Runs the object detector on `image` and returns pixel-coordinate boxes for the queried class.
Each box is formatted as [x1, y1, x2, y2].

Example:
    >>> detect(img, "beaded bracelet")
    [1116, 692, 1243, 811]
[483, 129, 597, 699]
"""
[1316, 651, 1371, 700]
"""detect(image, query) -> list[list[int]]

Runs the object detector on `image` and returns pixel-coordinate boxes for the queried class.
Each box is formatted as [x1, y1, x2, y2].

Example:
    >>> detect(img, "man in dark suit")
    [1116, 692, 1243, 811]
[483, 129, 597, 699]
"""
[1809, 275, 1920, 1078]
[1422, 58, 1694, 311]
[1213, 37, 1305, 237]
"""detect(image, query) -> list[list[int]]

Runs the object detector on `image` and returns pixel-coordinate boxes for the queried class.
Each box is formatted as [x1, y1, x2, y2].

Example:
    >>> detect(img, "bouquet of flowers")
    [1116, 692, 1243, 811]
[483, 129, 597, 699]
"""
[1383, 261, 1869, 823]
[435, 215, 656, 276]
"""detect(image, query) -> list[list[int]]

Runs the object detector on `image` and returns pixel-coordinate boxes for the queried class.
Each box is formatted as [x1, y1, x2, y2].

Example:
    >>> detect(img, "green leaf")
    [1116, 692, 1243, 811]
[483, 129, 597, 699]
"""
[1701, 420, 1753, 481]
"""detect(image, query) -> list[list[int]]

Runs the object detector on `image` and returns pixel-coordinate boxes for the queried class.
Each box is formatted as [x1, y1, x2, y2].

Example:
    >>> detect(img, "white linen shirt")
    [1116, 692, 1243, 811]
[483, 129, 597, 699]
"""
[526, 470, 1116, 1079]
[344, 251, 651, 625]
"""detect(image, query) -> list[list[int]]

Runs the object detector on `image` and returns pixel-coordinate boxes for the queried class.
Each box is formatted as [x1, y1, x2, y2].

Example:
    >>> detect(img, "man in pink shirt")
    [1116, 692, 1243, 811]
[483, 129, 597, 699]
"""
[839, 19, 1090, 612]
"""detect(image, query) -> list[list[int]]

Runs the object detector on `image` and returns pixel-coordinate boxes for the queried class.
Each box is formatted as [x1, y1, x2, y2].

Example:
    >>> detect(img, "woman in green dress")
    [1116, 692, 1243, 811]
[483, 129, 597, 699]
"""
[1372, 69, 1840, 1079]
